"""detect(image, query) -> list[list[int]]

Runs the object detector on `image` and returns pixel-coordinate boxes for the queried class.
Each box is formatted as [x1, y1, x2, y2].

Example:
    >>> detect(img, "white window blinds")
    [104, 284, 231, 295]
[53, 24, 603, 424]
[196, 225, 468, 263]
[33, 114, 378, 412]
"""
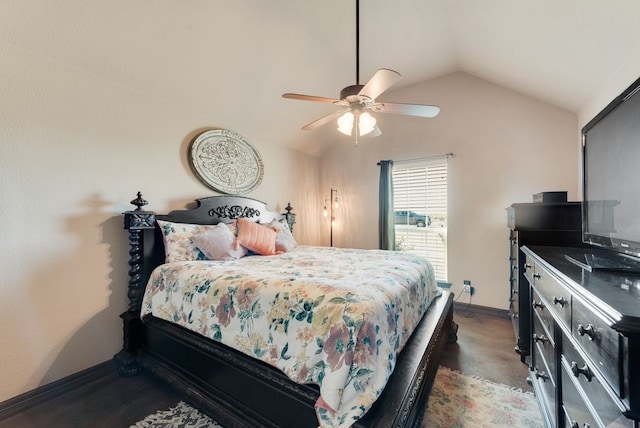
[392, 160, 448, 281]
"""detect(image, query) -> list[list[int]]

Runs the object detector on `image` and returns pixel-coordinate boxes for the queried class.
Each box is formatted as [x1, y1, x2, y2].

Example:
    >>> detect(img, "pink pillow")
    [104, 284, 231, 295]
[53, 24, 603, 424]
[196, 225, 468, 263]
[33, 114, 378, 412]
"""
[236, 218, 277, 255]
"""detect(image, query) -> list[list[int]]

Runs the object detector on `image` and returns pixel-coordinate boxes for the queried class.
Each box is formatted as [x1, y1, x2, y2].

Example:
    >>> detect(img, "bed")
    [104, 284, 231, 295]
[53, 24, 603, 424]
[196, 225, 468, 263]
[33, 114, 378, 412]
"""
[114, 194, 457, 428]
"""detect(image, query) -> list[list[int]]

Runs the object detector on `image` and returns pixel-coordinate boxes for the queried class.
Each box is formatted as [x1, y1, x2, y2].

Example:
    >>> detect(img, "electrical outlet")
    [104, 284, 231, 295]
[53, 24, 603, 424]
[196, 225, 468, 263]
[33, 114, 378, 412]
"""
[462, 280, 474, 296]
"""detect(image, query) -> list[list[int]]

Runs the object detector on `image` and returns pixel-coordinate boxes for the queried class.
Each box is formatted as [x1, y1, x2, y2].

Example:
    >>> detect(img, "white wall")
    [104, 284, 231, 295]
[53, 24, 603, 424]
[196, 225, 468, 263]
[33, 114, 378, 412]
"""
[580, 48, 640, 127]
[0, 38, 319, 403]
[319, 72, 579, 309]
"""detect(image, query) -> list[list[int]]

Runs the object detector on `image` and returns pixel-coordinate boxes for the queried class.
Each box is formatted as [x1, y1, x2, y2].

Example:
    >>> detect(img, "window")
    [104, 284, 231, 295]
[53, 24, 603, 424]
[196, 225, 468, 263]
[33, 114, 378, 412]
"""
[392, 160, 448, 281]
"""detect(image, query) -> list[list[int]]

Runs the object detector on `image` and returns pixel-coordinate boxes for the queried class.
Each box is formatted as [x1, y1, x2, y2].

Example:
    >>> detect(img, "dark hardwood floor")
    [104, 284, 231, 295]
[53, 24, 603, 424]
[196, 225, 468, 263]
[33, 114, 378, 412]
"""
[0, 307, 532, 427]
[443, 306, 532, 391]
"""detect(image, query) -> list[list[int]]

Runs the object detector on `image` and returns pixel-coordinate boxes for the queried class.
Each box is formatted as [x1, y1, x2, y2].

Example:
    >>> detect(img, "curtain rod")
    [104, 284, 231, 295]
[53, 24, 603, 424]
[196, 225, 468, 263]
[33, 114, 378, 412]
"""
[377, 152, 454, 166]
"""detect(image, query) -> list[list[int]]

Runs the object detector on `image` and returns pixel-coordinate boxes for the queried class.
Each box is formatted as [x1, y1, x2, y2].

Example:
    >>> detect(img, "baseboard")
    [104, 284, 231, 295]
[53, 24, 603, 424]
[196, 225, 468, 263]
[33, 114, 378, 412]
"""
[0, 360, 115, 421]
[453, 301, 510, 319]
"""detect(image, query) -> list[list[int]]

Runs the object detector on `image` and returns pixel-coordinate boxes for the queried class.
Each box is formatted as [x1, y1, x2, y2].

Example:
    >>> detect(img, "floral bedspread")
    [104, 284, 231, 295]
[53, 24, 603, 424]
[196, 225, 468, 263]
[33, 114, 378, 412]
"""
[140, 245, 439, 427]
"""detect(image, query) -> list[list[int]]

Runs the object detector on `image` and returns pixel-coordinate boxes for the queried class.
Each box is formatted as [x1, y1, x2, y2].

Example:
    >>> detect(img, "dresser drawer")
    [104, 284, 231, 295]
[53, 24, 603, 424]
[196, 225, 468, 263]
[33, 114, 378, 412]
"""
[532, 357, 557, 428]
[532, 288, 555, 345]
[524, 253, 536, 283]
[571, 297, 622, 397]
[561, 344, 632, 428]
[532, 264, 571, 332]
[533, 310, 556, 381]
[561, 365, 599, 428]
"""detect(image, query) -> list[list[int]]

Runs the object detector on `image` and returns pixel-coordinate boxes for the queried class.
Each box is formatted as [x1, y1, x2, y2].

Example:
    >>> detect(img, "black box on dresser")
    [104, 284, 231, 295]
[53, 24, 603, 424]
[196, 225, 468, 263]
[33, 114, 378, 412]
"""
[522, 245, 640, 428]
[532, 191, 568, 204]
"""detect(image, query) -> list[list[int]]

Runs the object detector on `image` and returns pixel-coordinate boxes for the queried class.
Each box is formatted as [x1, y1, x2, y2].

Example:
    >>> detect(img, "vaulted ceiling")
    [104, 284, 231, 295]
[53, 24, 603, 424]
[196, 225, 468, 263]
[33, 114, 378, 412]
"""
[2, 0, 640, 156]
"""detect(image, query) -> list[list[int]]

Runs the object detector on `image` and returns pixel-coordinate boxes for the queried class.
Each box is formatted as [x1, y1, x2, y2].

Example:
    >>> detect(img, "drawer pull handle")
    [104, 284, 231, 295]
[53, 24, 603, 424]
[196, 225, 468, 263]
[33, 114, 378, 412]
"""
[553, 296, 568, 307]
[534, 369, 549, 382]
[533, 333, 549, 344]
[570, 361, 594, 382]
[524, 264, 533, 270]
[570, 423, 590, 428]
[577, 324, 596, 340]
[533, 273, 541, 279]
[532, 301, 545, 310]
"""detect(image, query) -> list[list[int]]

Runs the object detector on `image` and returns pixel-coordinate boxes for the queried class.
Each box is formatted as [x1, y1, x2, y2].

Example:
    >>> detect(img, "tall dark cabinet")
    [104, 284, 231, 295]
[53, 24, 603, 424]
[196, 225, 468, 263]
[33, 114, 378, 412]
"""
[506, 201, 584, 362]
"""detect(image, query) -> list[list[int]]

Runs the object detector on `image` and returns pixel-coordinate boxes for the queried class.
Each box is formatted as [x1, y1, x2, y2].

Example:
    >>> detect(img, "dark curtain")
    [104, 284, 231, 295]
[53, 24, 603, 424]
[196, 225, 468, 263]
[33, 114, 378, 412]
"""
[378, 160, 395, 250]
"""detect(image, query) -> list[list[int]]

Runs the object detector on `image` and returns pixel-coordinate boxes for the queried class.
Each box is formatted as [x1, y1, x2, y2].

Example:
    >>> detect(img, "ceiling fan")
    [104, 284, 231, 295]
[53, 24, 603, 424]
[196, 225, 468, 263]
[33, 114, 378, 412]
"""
[282, 0, 440, 145]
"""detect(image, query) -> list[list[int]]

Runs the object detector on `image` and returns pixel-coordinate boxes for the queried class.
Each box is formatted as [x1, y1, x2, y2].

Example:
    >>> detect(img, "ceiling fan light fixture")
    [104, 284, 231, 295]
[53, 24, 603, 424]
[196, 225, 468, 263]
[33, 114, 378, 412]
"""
[337, 110, 376, 136]
[359, 111, 376, 135]
[337, 111, 354, 135]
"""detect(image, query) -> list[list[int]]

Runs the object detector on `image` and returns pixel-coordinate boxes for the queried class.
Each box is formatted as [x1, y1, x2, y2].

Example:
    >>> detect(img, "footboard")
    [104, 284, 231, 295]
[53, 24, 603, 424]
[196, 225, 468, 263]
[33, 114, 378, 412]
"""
[139, 290, 455, 428]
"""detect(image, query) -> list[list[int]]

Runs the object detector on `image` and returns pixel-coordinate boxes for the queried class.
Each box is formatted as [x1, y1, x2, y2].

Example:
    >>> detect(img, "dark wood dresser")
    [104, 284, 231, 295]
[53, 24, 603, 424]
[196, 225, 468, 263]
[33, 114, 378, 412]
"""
[507, 202, 584, 362]
[522, 245, 640, 428]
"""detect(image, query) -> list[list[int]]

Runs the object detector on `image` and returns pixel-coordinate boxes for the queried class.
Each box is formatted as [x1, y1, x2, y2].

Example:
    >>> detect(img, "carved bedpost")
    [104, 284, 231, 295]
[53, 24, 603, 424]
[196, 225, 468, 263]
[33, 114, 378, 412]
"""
[114, 192, 156, 376]
[284, 202, 296, 233]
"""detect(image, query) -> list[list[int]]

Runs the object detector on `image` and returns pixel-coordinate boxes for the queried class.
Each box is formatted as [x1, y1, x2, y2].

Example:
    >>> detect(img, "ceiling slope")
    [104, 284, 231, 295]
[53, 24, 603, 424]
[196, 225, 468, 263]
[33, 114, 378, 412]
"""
[2, 0, 639, 155]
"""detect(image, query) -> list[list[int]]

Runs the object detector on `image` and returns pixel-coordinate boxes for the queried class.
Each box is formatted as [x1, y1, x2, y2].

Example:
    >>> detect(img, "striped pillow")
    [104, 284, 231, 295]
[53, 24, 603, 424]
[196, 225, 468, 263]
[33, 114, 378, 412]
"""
[236, 218, 277, 255]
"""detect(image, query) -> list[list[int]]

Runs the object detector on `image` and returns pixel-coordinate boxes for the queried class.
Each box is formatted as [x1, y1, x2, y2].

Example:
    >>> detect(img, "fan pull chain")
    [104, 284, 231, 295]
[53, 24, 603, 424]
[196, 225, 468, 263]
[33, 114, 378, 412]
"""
[354, 110, 360, 146]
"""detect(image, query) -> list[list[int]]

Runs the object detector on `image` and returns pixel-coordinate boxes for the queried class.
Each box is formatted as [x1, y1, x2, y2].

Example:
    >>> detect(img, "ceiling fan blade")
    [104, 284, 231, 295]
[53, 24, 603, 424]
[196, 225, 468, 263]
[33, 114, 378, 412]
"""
[282, 93, 339, 104]
[301, 109, 345, 131]
[377, 102, 440, 118]
[359, 69, 401, 100]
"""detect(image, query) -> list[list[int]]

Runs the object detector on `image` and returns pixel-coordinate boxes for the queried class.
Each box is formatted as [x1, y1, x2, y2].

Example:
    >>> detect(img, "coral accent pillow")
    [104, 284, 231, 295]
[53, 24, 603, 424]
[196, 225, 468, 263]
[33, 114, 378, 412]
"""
[236, 218, 277, 255]
[191, 223, 246, 261]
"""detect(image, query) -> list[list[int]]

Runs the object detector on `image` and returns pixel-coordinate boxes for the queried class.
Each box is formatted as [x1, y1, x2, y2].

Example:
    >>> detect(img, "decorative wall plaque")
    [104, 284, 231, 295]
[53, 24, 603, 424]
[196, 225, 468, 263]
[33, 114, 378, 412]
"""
[189, 129, 264, 194]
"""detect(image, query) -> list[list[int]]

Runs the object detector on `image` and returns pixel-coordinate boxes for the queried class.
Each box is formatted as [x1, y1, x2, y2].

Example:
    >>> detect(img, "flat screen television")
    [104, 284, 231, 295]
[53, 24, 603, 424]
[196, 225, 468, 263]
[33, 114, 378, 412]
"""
[575, 76, 640, 271]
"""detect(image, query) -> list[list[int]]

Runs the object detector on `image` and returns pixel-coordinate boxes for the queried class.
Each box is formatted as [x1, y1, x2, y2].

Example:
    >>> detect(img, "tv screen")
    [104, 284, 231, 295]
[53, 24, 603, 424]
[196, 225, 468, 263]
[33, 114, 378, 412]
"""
[582, 77, 640, 260]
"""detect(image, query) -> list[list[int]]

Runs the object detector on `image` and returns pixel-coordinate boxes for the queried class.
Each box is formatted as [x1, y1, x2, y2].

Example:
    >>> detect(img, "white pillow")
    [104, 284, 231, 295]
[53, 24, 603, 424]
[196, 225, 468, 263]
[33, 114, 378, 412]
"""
[267, 219, 297, 253]
[192, 223, 246, 261]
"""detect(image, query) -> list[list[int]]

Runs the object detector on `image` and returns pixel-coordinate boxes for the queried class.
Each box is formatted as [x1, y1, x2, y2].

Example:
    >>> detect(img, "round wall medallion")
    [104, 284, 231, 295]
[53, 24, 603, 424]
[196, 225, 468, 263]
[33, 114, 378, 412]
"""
[189, 129, 264, 194]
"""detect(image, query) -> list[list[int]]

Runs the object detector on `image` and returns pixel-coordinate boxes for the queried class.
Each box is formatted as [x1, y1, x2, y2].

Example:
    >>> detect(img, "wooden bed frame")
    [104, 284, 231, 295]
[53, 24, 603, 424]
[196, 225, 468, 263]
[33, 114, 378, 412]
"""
[114, 193, 457, 428]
